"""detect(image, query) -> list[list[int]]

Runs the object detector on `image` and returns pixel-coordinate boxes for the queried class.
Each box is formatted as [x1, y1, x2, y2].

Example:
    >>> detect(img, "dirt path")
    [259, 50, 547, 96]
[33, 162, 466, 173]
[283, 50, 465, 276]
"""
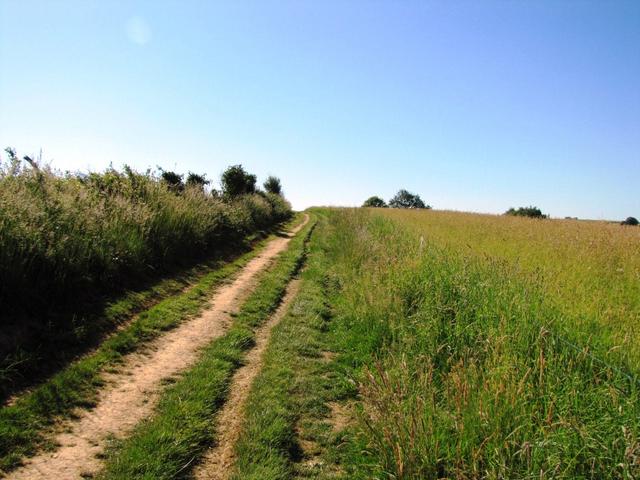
[192, 278, 301, 480]
[7, 215, 309, 480]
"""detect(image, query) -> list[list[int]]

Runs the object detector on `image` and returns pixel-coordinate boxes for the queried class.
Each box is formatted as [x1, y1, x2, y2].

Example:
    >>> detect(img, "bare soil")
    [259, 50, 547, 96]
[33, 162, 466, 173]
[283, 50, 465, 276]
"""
[6, 215, 308, 480]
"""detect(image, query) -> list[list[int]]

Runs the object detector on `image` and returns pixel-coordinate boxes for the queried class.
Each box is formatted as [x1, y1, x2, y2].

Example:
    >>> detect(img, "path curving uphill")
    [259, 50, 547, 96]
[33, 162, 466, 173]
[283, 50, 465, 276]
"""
[7, 215, 309, 480]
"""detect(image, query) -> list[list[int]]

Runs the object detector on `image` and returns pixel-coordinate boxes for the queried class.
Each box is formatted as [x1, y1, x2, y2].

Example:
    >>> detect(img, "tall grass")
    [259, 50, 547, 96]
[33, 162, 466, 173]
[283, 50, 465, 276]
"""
[0, 151, 291, 392]
[318, 208, 640, 479]
[375, 208, 640, 362]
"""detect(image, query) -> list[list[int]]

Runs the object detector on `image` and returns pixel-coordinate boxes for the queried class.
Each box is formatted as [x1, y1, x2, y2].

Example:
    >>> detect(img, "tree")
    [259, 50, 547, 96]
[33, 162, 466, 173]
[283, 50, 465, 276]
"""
[160, 170, 184, 193]
[263, 176, 282, 195]
[221, 165, 257, 197]
[186, 172, 209, 191]
[388, 189, 430, 209]
[504, 206, 547, 219]
[622, 216, 639, 226]
[362, 196, 387, 208]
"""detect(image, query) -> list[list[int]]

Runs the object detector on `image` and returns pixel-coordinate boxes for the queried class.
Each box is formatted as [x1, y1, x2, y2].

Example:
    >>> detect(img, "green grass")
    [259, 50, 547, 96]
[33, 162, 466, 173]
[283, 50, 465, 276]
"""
[375, 208, 640, 364]
[229, 208, 640, 479]
[325, 208, 640, 479]
[0, 220, 297, 474]
[5, 207, 637, 479]
[96, 217, 315, 479]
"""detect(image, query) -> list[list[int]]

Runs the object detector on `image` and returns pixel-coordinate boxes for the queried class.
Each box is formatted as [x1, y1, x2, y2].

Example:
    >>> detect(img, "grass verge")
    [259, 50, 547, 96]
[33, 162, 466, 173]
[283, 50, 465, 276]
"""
[0, 217, 300, 474]
[96, 216, 315, 479]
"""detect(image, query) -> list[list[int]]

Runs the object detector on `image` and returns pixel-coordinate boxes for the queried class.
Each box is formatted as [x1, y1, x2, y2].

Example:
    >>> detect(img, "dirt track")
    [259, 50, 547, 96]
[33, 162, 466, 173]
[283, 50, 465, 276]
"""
[7, 215, 308, 480]
[193, 278, 301, 480]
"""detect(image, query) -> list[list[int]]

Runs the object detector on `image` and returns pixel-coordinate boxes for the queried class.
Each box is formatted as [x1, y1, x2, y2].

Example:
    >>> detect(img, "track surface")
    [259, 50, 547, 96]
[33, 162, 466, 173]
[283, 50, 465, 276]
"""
[193, 279, 301, 480]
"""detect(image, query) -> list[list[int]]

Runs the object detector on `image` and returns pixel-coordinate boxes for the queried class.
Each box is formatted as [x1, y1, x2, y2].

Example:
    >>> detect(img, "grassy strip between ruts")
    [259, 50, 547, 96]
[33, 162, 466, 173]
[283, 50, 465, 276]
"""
[0, 216, 301, 474]
[230, 210, 356, 480]
[96, 215, 315, 479]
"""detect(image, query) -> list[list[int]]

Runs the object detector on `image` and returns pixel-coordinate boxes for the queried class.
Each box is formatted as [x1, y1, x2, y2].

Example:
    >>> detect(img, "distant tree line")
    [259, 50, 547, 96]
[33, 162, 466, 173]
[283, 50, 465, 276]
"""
[506, 207, 638, 225]
[504, 206, 547, 219]
[362, 188, 638, 226]
[363, 194, 637, 225]
[363, 189, 431, 209]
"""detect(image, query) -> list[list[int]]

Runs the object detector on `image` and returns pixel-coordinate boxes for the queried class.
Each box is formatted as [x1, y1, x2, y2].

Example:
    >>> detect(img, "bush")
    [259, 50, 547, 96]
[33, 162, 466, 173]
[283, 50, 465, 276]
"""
[388, 189, 430, 209]
[363, 196, 387, 208]
[263, 176, 282, 195]
[505, 206, 547, 219]
[263, 192, 292, 222]
[221, 164, 257, 197]
[621, 216, 638, 226]
[160, 170, 184, 193]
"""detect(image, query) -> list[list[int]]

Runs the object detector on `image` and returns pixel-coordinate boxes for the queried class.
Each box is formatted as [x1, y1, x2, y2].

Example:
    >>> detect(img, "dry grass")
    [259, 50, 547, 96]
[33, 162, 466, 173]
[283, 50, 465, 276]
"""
[375, 208, 640, 362]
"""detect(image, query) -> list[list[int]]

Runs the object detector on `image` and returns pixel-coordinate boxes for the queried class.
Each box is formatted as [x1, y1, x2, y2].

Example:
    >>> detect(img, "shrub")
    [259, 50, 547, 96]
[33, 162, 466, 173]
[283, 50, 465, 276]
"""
[221, 164, 257, 197]
[388, 189, 430, 209]
[263, 192, 292, 223]
[263, 176, 282, 195]
[621, 216, 639, 226]
[505, 206, 547, 219]
[363, 196, 387, 208]
[159, 170, 184, 193]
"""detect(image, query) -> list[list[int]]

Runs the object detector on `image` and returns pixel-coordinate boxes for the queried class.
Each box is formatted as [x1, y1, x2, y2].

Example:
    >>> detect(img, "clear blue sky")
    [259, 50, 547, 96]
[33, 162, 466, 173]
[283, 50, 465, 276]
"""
[1, 1, 638, 219]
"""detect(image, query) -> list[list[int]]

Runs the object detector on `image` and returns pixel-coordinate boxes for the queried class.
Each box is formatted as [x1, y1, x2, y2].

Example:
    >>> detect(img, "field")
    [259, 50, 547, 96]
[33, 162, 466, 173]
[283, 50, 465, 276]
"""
[298, 208, 640, 478]
[1, 206, 639, 479]
[376, 209, 640, 365]
[3, 2, 636, 478]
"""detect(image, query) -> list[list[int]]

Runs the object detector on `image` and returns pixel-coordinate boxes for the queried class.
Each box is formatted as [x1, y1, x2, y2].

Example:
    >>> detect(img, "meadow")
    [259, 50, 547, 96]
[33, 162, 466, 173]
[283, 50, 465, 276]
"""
[303, 208, 640, 479]
[375, 209, 640, 364]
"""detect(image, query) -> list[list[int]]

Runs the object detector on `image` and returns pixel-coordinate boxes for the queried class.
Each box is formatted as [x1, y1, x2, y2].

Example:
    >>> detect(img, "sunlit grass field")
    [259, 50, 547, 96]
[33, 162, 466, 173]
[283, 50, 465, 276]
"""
[375, 208, 640, 365]
[309, 208, 640, 478]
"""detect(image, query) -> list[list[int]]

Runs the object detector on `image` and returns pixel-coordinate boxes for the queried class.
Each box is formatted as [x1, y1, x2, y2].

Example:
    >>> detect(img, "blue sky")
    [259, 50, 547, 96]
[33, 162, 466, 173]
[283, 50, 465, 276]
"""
[1, 1, 638, 219]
